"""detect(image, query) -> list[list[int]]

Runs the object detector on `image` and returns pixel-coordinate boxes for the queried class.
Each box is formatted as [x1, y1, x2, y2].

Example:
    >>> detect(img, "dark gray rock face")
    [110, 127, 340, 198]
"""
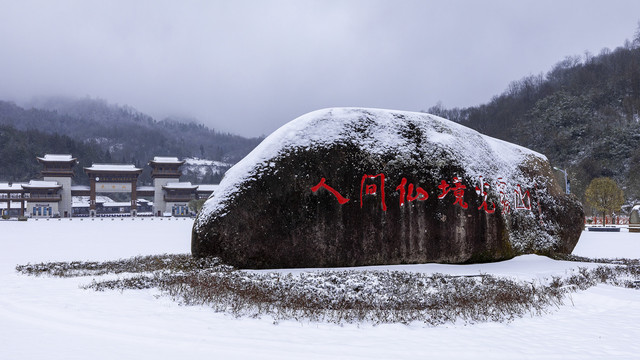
[192, 108, 583, 269]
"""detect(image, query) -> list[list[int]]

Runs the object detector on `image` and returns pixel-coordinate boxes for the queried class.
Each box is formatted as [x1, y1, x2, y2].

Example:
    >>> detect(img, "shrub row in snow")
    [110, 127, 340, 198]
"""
[16, 255, 640, 325]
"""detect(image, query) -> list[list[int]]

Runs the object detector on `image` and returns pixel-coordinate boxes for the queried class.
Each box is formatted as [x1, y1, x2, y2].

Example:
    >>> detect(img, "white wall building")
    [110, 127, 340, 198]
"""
[0, 154, 217, 218]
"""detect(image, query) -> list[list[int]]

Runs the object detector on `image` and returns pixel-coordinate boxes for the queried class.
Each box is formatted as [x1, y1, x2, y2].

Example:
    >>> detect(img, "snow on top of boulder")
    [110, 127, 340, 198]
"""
[198, 108, 544, 225]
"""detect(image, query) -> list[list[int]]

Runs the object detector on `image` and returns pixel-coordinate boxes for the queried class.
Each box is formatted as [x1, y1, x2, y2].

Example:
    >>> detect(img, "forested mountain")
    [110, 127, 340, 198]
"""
[427, 34, 640, 208]
[0, 98, 262, 185]
[0, 125, 109, 182]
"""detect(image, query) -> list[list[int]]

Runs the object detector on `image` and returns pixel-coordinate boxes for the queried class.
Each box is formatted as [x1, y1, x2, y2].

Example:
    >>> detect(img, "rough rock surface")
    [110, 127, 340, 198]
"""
[192, 108, 583, 269]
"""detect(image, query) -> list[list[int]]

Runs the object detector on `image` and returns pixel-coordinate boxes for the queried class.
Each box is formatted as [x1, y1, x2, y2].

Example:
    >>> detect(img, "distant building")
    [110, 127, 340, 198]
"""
[22, 180, 63, 217]
[84, 163, 143, 217]
[149, 157, 184, 216]
[0, 154, 217, 218]
[36, 154, 77, 217]
[0, 182, 27, 217]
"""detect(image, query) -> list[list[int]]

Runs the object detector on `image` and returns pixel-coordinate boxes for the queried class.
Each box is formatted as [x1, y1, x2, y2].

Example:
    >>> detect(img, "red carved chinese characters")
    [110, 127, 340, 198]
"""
[366, 184, 377, 195]
[437, 177, 468, 209]
[495, 177, 511, 213]
[311, 178, 350, 204]
[396, 178, 428, 206]
[360, 174, 387, 211]
[311, 174, 539, 217]
[475, 176, 495, 214]
[437, 180, 449, 198]
[514, 184, 532, 210]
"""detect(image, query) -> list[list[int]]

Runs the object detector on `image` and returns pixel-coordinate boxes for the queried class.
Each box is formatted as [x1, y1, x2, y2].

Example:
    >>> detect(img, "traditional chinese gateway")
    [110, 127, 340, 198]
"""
[0, 155, 217, 218]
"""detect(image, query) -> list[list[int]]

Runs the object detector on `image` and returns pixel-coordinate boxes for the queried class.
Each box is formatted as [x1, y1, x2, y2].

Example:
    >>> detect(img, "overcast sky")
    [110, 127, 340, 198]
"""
[1, 1, 639, 137]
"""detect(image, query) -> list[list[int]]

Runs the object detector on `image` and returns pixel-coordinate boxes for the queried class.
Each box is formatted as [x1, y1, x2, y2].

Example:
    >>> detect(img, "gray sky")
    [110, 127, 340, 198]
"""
[1, 1, 639, 137]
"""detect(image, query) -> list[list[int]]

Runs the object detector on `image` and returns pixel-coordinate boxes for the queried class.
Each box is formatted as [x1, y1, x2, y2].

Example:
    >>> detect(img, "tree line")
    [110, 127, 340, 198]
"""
[0, 124, 109, 183]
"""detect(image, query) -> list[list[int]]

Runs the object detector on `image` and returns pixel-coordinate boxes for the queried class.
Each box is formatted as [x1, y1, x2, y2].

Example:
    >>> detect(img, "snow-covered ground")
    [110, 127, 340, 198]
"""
[1, 220, 639, 359]
[573, 228, 640, 259]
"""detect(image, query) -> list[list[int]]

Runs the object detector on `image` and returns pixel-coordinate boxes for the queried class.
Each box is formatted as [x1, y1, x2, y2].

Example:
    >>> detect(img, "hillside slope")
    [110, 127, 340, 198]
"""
[429, 41, 640, 206]
[0, 98, 261, 184]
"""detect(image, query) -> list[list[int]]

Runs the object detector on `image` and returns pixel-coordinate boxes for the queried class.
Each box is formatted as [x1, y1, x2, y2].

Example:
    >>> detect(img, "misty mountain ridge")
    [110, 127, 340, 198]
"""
[427, 36, 640, 207]
[0, 97, 262, 185]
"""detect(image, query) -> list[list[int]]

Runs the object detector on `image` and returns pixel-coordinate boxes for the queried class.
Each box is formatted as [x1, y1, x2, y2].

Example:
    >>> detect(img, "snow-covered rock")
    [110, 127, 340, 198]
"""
[192, 108, 583, 268]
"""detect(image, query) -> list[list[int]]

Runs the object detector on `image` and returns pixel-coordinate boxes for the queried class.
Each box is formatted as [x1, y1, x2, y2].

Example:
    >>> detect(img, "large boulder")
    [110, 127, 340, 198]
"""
[192, 108, 583, 268]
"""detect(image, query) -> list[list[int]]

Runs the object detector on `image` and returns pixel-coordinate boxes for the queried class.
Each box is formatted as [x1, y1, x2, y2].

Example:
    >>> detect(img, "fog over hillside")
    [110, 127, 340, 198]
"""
[1, 2, 639, 136]
[0, 98, 261, 184]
